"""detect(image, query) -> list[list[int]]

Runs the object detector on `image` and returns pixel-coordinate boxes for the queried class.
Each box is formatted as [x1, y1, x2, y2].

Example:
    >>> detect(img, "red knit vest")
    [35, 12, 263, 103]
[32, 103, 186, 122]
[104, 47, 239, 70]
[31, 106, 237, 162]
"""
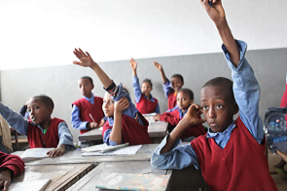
[72, 96, 104, 134]
[102, 113, 151, 145]
[136, 94, 158, 114]
[191, 117, 277, 191]
[159, 109, 206, 139]
[280, 83, 287, 131]
[27, 118, 64, 148]
[167, 91, 177, 110]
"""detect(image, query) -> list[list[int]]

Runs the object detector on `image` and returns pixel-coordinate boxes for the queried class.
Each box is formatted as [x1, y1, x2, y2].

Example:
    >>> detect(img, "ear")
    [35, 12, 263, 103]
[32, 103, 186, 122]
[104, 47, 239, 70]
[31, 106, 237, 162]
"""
[91, 84, 94, 90]
[47, 107, 53, 115]
[233, 103, 239, 115]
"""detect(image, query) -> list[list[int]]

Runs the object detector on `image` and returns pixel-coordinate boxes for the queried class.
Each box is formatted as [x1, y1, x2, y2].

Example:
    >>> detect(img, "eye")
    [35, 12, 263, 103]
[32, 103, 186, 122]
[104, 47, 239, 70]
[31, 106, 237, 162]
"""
[34, 106, 39, 110]
[202, 105, 208, 110]
[216, 104, 223, 109]
[27, 109, 31, 112]
[109, 100, 114, 104]
[182, 98, 186, 101]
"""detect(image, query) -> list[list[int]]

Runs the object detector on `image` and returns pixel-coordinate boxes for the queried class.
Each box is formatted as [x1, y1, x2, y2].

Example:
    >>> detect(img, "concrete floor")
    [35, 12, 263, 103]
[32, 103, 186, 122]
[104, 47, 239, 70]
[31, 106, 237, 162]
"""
[268, 150, 287, 191]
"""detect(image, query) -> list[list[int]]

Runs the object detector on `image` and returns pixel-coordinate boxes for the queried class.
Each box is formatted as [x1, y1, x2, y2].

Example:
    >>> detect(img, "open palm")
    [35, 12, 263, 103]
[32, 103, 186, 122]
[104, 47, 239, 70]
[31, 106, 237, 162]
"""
[129, 58, 137, 70]
[73, 48, 95, 67]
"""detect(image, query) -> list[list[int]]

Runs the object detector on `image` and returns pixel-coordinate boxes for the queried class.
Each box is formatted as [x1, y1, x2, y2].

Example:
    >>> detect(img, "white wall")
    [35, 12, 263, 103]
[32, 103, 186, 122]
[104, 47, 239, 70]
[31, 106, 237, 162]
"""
[0, 0, 287, 70]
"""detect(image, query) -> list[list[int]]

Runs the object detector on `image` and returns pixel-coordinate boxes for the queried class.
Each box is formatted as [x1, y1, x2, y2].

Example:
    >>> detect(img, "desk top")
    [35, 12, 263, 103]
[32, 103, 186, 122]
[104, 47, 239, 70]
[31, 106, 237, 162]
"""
[67, 161, 171, 191]
[13, 144, 158, 166]
[78, 122, 168, 141]
[12, 163, 94, 191]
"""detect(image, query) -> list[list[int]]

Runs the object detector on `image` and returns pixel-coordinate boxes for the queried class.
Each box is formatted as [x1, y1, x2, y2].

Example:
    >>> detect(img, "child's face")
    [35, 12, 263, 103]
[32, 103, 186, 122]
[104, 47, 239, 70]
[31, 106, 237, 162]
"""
[177, 92, 193, 111]
[200, 86, 238, 132]
[27, 98, 52, 125]
[102, 92, 115, 117]
[171, 77, 183, 92]
[141, 82, 152, 97]
[78, 78, 94, 98]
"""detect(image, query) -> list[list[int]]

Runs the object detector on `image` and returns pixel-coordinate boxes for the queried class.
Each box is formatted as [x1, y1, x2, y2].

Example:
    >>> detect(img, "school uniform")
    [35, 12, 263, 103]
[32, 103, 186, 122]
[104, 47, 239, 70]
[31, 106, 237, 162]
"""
[151, 40, 277, 190]
[102, 83, 151, 146]
[280, 77, 287, 127]
[162, 80, 177, 110]
[133, 76, 160, 114]
[0, 102, 74, 149]
[0, 151, 24, 178]
[72, 94, 105, 134]
[159, 108, 206, 140]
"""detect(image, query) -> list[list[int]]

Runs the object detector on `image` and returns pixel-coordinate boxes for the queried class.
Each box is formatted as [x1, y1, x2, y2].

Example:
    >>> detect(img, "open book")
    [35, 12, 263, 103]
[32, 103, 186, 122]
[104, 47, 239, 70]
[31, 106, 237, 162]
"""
[20, 148, 54, 162]
[81, 143, 129, 153]
[8, 179, 51, 191]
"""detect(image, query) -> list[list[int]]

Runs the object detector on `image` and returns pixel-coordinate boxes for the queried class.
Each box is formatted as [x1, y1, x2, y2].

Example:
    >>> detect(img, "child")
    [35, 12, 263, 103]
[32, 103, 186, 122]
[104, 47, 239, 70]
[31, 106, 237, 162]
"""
[151, 1, 277, 190]
[154, 61, 184, 111]
[129, 58, 160, 114]
[0, 151, 25, 191]
[153, 88, 206, 141]
[273, 71, 287, 177]
[0, 95, 74, 157]
[71, 76, 105, 134]
[73, 49, 151, 146]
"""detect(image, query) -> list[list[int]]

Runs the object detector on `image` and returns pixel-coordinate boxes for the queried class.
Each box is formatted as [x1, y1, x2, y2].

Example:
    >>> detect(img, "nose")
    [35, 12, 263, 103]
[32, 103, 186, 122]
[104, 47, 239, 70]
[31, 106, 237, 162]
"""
[103, 102, 108, 109]
[208, 107, 216, 118]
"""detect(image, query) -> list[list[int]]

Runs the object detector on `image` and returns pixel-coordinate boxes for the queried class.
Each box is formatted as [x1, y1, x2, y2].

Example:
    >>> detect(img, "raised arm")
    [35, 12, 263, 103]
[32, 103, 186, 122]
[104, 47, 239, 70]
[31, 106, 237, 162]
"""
[154, 61, 168, 84]
[201, 0, 240, 67]
[129, 58, 137, 77]
[73, 48, 113, 89]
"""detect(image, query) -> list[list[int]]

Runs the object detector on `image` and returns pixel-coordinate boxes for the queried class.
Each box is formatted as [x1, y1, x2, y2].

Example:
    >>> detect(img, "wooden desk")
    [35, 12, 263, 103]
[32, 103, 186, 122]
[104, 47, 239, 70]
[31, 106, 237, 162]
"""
[14, 144, 158, 166]
[78, 122, 168, 143]
[12, 164, 94, 191]
[67, 161, 171, 191]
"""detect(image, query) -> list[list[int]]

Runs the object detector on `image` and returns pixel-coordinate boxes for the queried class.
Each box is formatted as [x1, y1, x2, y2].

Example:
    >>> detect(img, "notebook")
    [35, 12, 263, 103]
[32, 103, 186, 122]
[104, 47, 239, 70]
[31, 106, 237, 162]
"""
[8, 179, 51, 191]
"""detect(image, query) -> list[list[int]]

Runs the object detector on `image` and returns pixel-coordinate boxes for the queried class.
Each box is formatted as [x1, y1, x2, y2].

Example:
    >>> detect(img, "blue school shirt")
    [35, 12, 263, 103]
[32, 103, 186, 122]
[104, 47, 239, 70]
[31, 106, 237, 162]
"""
[103, 83, 144, 146]
[133, 76, 160, 114]
[0, 102, 74, 148]
[162, 79, 174, 98]
[151, 40, 264, 170]
[71, 93, 107, 130]
[166, 105, 179, 112]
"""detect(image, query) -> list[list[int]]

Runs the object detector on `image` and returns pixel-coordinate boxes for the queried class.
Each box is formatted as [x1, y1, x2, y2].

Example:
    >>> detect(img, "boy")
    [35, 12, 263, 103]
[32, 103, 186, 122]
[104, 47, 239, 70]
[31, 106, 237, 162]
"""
[71, 76, 106, 134]
[0, 151, 25, 191]
[154, 61, 184, 111]
[151, 0, 277, 190]
[0, 95, 74, 157]
[153, 89, 206, 141]
[129, 58, 160, 114]
[73, 49, 151, 146]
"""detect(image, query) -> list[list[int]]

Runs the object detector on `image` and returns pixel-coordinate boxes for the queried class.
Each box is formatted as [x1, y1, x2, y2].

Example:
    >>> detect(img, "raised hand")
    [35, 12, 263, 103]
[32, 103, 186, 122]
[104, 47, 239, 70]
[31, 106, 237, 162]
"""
[114, 97, 129, 113]
[201, 0, 226, 26]
[183, 104, 206, 127]
[129, 58, 137, 70]
[153, 61, 163, 71]
[73, 48, 96, 67]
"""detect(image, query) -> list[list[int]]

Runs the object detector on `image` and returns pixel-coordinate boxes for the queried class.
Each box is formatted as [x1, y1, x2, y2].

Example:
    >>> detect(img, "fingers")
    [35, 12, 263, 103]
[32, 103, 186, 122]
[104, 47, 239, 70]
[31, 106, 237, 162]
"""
[201, 0, 212, 10]
[73, 61, 83, 66]
[3, 180, 10, 191]
[0, 180, 4, 189]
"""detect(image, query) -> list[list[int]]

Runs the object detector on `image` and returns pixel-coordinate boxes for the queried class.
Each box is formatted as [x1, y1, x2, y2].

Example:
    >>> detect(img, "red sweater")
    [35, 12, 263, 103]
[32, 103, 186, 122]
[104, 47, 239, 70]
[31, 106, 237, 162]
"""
[191, 117, 277, 191]
[72, 96, 104, 134]
[136, 94, 158, 114]
[167, 92, 177, 110]
[0, 151, 24, 178]
[102, 113, 151, 145]
[27, 118, 64, 148]
[280, 83, 287, 129]
[159, 109, 206, 139]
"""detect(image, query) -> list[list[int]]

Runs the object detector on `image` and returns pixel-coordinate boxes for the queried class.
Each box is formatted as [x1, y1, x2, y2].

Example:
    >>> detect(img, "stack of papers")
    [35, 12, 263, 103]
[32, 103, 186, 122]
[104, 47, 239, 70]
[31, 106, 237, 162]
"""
[81, 143, 142, 156]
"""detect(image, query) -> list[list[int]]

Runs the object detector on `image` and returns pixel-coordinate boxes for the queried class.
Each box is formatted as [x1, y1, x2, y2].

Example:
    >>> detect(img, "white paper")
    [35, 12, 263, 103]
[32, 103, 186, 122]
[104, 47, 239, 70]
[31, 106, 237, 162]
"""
[81, 143, 129, 153]
[20, 148, 54, 162]
[8, 179, 51, 191]
[81, 145, 142, 156]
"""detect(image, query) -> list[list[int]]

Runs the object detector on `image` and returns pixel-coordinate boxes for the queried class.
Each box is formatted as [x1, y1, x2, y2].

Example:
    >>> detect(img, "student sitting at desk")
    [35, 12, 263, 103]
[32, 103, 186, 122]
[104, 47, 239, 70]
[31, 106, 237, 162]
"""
[71, 76, 106, 134]
[151, 0, 277, 190]
[153, 88, 206, 141]
[154, 61, 184, 111]
[0, 151, 25, 191]
[129, 58, 160, 114]
[0, 95, 74, 157]
[73, 49, 151, 146]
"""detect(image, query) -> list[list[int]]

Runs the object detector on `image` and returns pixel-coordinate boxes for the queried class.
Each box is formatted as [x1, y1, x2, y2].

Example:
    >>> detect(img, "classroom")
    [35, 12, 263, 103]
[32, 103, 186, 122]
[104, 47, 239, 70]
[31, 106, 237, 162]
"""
[0, 0, 287, 190]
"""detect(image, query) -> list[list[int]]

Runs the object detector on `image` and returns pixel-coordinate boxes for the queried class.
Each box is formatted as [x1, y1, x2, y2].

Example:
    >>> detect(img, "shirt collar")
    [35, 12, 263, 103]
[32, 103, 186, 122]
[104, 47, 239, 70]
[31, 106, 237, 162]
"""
[144, 94, 155, 102]
[206, 120, 236, 138]
[83, 93, 94, 104]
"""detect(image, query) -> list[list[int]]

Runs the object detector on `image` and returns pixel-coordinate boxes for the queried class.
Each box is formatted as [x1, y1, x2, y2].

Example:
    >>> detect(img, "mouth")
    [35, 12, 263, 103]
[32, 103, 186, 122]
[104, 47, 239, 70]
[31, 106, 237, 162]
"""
[209, 121, 217, 127]
[31, 116, 36, 122]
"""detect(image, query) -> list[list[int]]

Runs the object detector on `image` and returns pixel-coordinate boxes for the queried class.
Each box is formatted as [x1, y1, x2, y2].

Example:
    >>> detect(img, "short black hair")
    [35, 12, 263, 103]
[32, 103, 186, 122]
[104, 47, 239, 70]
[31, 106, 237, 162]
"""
[122, 86, 130, 95]
[178, 88, 194, 100]
[80, 76, 93, 85]
[171, 74, 184, 83]
[32, 95, 54, 109]
[142, 78, 153, 88]
[202, 77, 235, 103]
